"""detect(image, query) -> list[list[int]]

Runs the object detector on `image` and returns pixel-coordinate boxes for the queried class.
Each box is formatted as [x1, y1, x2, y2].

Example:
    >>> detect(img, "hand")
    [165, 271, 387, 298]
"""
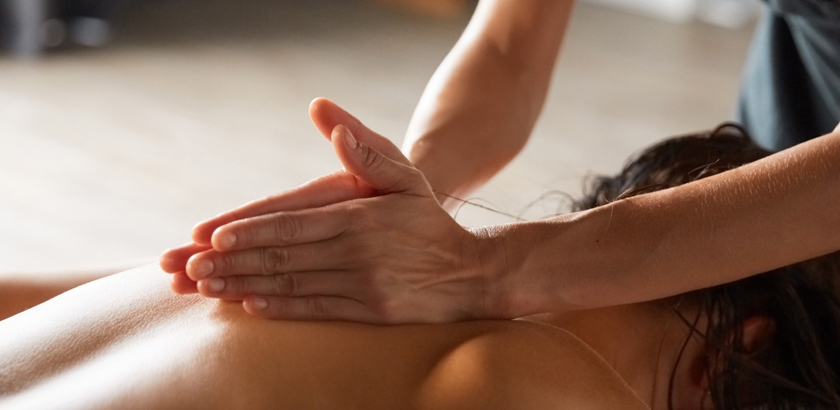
[162, 100, 500, 323]
[160, 98, 401, 292]
[192, 123, 493, 323]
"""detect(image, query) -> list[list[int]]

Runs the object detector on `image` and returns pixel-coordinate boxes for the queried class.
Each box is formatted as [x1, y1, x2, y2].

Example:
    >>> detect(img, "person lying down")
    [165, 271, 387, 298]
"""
[1, 124, 839, 410]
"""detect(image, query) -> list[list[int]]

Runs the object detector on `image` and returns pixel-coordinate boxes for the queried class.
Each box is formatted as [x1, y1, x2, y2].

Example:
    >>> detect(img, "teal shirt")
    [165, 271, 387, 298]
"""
[737, 0, 840, 151]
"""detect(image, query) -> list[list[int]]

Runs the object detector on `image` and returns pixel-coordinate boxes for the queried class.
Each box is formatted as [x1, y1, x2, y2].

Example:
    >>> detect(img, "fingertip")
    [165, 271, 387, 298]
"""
[159, 242, 202, 273]
[243, 296, 269, 315]
[159, 250, 179, 273]
[191, 221, 214, 245]
[170, 272, 198, 294]
[309, 97, 332, 113]
[185, 253, 200, 280]
[193, 211, 239, 245]
[210, 227, 237, 251]
[197, 278, 226, 296]
[185, 253, 216, 281]
[309, 98, 337, 140]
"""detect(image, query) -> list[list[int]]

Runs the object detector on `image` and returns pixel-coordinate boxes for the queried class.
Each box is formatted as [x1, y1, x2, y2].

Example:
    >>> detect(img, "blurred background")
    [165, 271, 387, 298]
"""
[1, 0, 757, 272]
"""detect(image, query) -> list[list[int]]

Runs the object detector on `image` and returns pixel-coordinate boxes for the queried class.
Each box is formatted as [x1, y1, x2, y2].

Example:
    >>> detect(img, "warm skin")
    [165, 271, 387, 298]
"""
[401, 0, 573, 210]
[487, 125, 840, 314]
[159, 0, 840, 324]
[0, 264, 733, 410]
[160, 99, 840, 322]
[0, 263, 143, 322]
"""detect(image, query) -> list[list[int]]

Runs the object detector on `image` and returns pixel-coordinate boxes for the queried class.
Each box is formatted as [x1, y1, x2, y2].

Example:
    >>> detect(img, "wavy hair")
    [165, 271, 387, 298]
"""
[573, 123, 840, 409]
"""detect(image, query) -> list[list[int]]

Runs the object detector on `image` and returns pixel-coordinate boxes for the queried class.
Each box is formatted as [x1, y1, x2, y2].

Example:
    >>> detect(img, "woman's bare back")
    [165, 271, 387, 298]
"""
[0, 265, 648, 410]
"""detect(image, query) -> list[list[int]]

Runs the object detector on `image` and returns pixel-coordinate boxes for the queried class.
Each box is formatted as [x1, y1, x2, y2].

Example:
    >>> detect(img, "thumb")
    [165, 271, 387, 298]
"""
[309, 98, 409, 165]
[332, 125, 432, 196]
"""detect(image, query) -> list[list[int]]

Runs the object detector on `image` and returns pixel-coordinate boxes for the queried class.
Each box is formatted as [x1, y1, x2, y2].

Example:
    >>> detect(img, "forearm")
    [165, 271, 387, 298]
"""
[403, 0, 574, 211]
[481, 130, 840, 314]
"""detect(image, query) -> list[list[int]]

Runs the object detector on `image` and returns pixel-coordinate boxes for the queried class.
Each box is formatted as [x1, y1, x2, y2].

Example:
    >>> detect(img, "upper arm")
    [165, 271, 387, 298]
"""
[414, 323, 649, 410]
[468, 0, 575, 71]
[404, 1, 577, 203]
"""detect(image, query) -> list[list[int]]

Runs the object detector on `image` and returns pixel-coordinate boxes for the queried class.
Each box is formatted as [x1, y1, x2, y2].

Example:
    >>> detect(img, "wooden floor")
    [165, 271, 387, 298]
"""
[0, 0, 756, 272]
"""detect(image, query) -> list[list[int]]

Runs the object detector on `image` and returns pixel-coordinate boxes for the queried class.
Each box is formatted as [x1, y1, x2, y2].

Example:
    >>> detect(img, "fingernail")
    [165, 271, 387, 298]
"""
[344, 128, 357, 149]
[204, 278, 225, 292]
[219, 233, 237, 249]
[250, 297, 268, 310]
[194, 259, 215, 278]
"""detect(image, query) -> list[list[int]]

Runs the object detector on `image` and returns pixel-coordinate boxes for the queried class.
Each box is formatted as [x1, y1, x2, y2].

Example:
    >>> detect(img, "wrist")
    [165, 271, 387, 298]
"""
[468, 222, 553, 318]
[468, 203, 649, 319]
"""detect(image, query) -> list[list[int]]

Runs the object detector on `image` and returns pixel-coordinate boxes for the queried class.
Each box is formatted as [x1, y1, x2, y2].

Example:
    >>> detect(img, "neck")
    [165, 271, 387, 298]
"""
[524, 303, 693, 409]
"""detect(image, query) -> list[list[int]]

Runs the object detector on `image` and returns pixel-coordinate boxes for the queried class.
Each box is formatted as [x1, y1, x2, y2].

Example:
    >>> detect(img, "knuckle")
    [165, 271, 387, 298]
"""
[307, 297, 328, 320]
[214, 253, 233, 274]
[271, 273, 299, 297]
[405, 168, 426, 187]
[344, 204, 372, 231]
[393, 169, 423, 192]
[287, 274, 300, 297]
[272, 212, 301, 243]
[374, 299, 398, 324]
[271, 274, 286, 296]
[220, 277, 242, 293]
[261, 247, 290, 274]
[361, 146, 383, 169]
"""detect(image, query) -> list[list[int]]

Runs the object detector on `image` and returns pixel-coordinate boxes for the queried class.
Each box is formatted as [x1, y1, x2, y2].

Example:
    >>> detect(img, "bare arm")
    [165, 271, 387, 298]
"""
[159, 1, 578, 319]
[165, 102, 840, 322]
[484, 128, 840, 314]
[403, 0, 574, 210]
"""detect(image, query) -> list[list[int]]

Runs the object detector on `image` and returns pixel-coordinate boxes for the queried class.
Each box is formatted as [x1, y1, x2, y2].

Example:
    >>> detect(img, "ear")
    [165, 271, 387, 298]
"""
[680, 315, 775, 409]
[308, 98, 409, 165]
[740, 315, 775, 354]
[682, 329, 716, 410]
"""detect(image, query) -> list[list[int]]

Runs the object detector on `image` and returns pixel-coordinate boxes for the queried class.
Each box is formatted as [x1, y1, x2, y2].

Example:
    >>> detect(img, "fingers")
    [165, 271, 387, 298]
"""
[160, 242, 213, 273]
[192, 171, 375, 245]
[185, 239, 353, 281]
[196, 271, 363, 300]
[208, 205, 350, 252]
[243, 294, 382, 323]
[309, 98, 409, 165]
[190, 98, 415, 246]
[170, 271, 198, 294]
[332, 125, 433, 197]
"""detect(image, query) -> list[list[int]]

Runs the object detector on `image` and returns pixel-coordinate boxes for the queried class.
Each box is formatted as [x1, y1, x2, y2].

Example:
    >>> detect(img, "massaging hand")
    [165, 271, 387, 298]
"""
[160, 99, 498, 323]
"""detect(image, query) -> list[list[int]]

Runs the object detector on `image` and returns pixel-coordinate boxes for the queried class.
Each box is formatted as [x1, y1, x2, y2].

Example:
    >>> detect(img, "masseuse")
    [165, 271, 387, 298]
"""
[160, 0, 840, 323]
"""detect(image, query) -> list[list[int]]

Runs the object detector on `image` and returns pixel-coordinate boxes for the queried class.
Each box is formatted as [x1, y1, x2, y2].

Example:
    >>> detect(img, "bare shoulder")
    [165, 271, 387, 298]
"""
[415, 320, 649, 410]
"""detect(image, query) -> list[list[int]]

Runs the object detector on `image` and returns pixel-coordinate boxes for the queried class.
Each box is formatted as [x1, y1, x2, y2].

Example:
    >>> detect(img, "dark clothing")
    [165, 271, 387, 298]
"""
[737, 0, 840, 151]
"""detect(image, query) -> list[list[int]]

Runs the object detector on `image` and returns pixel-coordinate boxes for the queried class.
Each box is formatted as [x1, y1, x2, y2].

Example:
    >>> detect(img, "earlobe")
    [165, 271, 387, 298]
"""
[681, 338, 721, 410]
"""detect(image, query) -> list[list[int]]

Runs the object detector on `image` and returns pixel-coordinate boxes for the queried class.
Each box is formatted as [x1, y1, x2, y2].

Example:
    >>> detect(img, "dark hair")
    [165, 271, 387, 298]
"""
[573, 123, 840, 409]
